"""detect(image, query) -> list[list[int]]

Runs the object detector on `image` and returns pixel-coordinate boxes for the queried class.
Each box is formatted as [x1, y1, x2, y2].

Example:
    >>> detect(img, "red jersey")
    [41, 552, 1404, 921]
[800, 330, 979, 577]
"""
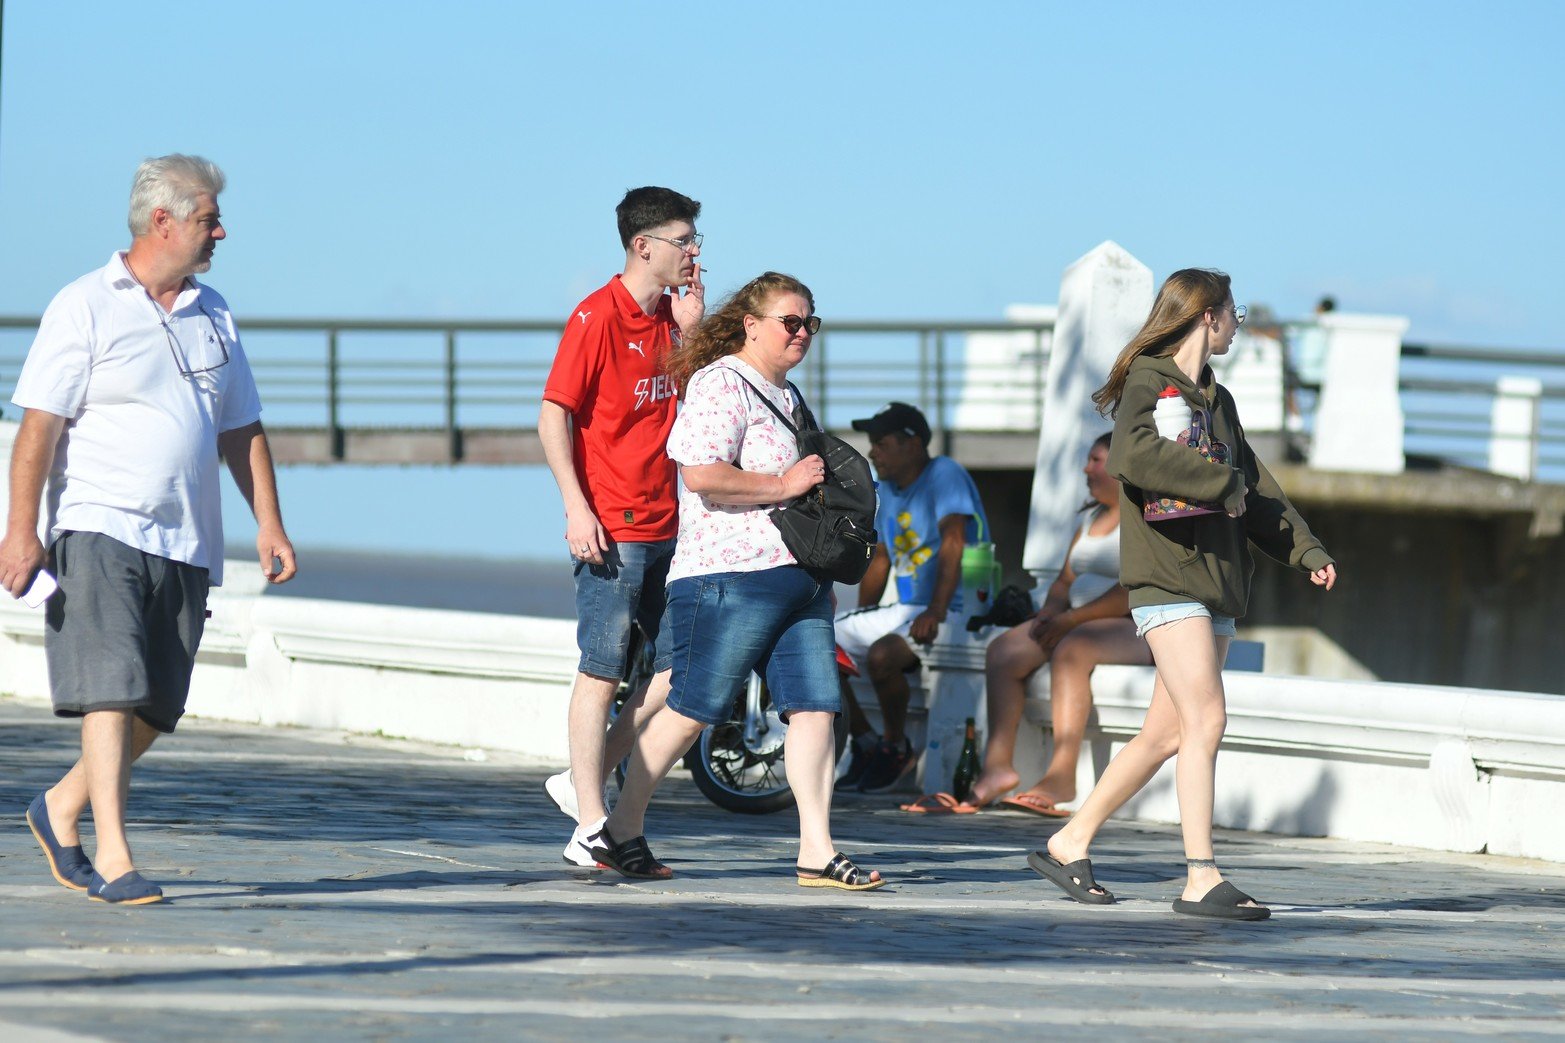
[543, 275, 679, 542]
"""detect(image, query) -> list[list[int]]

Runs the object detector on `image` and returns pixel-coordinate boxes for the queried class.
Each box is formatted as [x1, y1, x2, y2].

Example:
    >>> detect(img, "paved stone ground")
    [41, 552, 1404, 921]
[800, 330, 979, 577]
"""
[2, 697, 1563, 1041]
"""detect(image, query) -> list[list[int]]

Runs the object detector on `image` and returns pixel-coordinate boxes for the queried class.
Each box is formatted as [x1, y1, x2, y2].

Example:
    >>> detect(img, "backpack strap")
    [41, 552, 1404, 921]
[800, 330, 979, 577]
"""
[733, 372, 812, 434]
[785, 381, 821, 433]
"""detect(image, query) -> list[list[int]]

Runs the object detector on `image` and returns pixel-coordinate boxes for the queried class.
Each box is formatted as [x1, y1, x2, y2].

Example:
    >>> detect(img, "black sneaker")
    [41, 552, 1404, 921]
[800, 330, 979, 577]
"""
[858, 738, 917, 794]
[834, 734, 880, 791]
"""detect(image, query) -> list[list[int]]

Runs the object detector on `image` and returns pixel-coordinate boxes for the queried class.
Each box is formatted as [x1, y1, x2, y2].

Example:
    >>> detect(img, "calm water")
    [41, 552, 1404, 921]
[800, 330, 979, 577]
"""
[242, 548, 578, 618]
[239, 548, 861, 621]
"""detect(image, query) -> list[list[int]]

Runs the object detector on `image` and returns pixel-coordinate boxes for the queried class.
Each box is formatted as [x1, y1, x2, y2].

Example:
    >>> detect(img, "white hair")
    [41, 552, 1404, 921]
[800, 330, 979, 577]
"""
[127, 154, 226, 237]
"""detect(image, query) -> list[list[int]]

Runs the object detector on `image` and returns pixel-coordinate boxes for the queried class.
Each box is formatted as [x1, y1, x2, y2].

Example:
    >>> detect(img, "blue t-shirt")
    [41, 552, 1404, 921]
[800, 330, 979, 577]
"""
[877, 455, 987, 610]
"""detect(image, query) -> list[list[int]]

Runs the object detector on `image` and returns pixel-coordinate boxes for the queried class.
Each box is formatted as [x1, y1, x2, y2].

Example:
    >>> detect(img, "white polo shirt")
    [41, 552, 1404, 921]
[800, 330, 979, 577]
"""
[11, 252, 263, 585]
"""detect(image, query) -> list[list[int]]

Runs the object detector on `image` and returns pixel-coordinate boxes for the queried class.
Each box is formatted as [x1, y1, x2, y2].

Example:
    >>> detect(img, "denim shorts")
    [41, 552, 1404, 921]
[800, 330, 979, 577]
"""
[1131, 602, 1237, 639]
[663, 565, 840, 726]
[572, 538, 675, 679]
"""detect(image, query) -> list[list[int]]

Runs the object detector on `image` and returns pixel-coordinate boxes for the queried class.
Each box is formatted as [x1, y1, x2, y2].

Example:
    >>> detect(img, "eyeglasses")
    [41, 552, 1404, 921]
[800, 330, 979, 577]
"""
[643, 232, 703, 253]
[125, 261, 231, 382]
[158, 303, 231, 379]
[765, 314, 822, 336]
[1230, 304, 1248, 326]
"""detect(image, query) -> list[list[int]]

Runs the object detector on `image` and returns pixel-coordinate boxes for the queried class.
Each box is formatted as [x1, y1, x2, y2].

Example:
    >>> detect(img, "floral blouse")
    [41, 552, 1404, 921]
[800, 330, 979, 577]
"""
[666, 356, 801, 582]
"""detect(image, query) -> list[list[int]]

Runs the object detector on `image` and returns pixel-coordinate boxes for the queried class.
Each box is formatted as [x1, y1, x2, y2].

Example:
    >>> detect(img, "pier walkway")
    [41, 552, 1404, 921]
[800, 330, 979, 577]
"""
[2, 697, 1562, 1040]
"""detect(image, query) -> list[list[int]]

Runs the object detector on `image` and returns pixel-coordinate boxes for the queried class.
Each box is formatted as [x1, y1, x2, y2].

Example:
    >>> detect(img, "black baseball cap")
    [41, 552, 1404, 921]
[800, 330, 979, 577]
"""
[851, 402, 931, 445]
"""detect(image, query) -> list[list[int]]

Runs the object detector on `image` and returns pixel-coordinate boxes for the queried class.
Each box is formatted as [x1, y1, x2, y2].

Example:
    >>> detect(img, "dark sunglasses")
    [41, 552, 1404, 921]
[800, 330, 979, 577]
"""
[765, 314, 822, 336]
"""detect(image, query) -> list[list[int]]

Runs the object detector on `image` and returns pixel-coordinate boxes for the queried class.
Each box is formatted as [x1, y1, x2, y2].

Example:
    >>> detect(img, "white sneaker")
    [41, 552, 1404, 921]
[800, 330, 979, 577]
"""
[563, 816, 607, 868]
[544, 769, 580, 823]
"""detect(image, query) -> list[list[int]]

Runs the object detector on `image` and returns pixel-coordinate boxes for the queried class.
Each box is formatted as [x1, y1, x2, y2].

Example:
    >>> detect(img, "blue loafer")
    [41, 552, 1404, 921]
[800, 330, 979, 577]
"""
[88, 870, 164, 905]
[26, 792, 94, 892]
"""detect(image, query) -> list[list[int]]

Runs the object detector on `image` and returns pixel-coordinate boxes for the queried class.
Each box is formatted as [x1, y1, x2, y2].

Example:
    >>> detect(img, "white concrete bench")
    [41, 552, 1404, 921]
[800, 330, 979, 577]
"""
[1015, 639, 1263, 807]
[846, 627, 1265, 794]
[890, 632, 1263, 799]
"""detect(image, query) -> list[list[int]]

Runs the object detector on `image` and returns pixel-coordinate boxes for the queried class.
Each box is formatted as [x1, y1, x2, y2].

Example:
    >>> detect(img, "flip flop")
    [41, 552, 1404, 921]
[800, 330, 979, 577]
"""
[1173, 880, 1271, 921]
[898, 793, 976, 815]
[999, 793, 1072, 818]
[1026, 850, 1116, 904]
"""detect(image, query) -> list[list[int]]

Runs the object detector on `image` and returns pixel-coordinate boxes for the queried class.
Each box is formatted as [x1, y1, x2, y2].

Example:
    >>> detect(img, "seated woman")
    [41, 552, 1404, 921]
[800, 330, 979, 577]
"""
[962, 433, 1150, 814]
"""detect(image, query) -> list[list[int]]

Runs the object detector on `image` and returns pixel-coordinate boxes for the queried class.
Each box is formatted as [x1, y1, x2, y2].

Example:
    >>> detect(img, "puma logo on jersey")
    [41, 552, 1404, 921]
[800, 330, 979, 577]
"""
[634, 374, 676, 410]
[578, 310, 592, 324]
[628, 340, 646, 357]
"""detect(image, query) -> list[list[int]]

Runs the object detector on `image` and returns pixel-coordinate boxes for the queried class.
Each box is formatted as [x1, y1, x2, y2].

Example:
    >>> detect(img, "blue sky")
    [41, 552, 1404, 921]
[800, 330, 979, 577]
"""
[2, 1, 1561, 562]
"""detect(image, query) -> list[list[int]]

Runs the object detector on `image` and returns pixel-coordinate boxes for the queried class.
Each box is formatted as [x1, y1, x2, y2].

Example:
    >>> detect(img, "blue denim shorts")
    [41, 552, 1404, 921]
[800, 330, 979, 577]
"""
[1131, 602, 1237, 638]
[663, 565, 840, 726]
[572, 538, 675, 679]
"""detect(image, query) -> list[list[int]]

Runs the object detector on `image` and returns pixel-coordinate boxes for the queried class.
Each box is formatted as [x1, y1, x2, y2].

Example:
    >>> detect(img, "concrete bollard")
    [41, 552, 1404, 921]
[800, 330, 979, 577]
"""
[1310, 313, 1408, 474]
[1022, 241, 1152, 587]
[1488, 376, 1542, 481]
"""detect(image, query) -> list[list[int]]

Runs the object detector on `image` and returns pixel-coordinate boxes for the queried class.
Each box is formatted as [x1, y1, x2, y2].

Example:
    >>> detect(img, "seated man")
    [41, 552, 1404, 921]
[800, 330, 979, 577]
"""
[834, 402, 988, 793]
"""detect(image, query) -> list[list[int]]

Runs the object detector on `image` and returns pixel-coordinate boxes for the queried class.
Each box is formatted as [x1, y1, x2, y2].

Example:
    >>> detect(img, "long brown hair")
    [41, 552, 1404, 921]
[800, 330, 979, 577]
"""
[1091, 268, 1231, 418]
[664, 271, 815, 392]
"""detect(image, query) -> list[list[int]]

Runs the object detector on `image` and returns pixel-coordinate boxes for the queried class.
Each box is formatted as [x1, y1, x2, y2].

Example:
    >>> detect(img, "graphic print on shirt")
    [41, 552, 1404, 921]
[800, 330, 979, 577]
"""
[891, 510, 934, 593]
[634, 373, 676, 411]
[541, 275, 681, 542]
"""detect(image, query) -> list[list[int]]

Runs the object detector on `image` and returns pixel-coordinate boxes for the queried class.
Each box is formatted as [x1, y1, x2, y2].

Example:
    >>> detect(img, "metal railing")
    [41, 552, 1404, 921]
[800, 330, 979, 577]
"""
[1398, 341, 1565, 482]
[4, 312, 1562, 481]
[0, 316, 1054, 461]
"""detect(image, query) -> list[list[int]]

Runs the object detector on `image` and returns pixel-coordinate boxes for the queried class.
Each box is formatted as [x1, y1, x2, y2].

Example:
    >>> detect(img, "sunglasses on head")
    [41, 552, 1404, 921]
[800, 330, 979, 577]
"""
[765, 314, 822, 336]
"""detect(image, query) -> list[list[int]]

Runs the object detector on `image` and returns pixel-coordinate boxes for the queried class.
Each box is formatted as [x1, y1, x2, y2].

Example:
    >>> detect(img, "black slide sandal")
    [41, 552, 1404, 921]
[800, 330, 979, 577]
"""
[1027, 851, 1115, 904]
[1173, 880, 1270, 921]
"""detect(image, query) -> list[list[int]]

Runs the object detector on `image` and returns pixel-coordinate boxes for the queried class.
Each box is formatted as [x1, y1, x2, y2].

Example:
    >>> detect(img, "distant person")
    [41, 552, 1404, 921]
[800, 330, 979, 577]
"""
[2, 154, 297, 905]
[593, 272, 883, 890]
[538, 187, 704, 868]
[959, 433, 1151, 815]
[833, 402, 987, 794]
[1029, 268, 1336, 921]
[1284, 295, 1336, 432]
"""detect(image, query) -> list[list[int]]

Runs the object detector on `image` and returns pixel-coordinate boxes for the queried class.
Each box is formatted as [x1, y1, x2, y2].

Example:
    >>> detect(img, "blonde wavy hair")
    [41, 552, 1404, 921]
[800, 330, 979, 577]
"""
[664, 271, 815, 392]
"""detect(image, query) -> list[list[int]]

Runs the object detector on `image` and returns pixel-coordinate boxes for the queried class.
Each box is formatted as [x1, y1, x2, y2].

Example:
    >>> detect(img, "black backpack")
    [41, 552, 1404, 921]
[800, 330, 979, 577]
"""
[735, 376, 879, 584]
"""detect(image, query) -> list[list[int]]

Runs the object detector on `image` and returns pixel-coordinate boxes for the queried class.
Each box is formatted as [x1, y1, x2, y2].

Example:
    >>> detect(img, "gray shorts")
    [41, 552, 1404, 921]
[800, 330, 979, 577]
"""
[45, 531, 210, 734]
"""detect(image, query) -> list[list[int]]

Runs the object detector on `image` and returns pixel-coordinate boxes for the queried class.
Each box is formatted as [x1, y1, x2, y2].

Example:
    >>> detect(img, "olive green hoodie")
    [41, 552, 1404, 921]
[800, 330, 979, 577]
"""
[1107, 353, 1333, 618]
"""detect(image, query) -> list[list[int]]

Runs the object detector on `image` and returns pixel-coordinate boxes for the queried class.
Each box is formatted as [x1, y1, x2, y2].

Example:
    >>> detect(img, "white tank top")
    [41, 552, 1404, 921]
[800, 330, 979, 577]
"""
[1066, 506, 1121, 609]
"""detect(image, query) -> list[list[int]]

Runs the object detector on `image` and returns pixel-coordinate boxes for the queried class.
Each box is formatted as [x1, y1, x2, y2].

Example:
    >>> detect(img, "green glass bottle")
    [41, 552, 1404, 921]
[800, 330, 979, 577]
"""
[952, 717, 980, 803]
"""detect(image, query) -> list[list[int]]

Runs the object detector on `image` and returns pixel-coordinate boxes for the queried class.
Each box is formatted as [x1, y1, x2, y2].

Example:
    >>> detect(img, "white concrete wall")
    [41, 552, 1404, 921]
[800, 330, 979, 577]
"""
[0, 584, 579, 761]
[917, 636, 1565, 863]
[951, 304, 1055, 431]
[5, 588, 1565, 861]
[1016, 664, 1565, 863]
[1208, 328, 1286, 433]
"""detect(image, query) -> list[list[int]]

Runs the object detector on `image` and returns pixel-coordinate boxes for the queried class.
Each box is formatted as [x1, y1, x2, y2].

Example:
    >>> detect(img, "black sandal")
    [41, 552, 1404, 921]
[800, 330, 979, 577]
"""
[1173, 880, 1270, 921]
[796, 852, 886, 891]
[589, 827, 672, 880]
[1026, 850, 1116, 904]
